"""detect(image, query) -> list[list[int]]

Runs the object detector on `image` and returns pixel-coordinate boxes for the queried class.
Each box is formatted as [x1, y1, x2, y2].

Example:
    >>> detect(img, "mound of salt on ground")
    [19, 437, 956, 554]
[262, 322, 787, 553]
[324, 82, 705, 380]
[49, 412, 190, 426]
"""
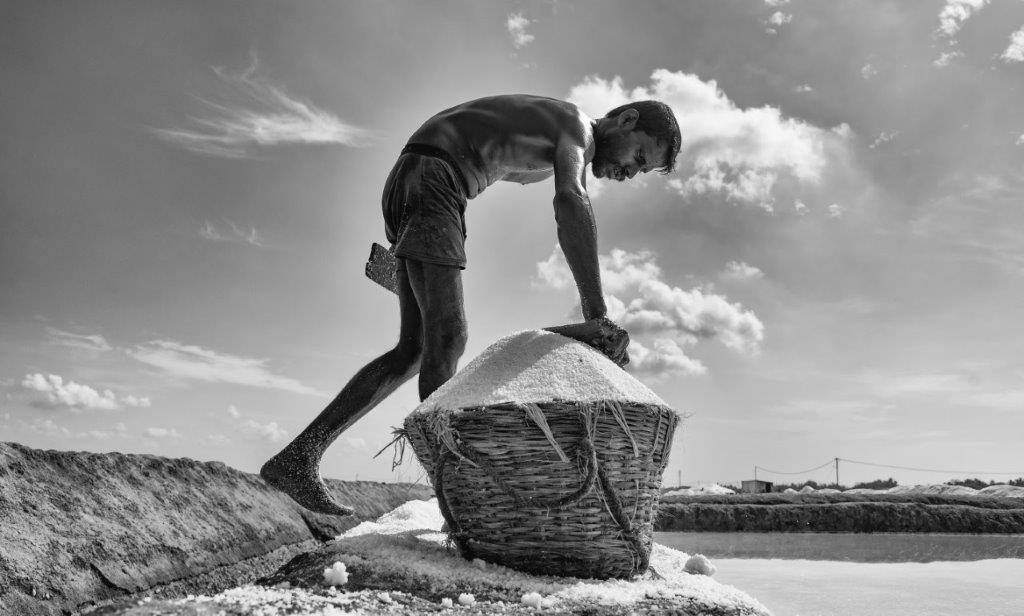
[696, 484, 735, 495]
[125, 499, 768, 615]
[410, 330, 667, 413]
[978, 484, 1024, 498]
[782, 488, 798, 494]
[316, 499, 766, 614]
[798, 486, 816, 493]
[917, 484, 979, 496]
[663, 488, 695, 497]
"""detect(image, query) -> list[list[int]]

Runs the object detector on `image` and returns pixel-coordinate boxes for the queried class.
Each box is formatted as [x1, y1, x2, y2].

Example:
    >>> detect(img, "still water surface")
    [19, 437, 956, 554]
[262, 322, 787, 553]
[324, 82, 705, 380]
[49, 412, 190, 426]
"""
[655, 532, 1024, 616]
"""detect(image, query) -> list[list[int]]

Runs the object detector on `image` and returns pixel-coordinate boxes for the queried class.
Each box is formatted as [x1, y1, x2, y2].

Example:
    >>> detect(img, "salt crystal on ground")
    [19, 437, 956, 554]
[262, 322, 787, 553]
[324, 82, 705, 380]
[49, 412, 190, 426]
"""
[521, 591, 544, 608]
[440, 597, 454, 607]
[411, 330, 667, 413]
[458, 593, 476, 606]
[322, 561, 348, 586]
[684, 554, 717, 576]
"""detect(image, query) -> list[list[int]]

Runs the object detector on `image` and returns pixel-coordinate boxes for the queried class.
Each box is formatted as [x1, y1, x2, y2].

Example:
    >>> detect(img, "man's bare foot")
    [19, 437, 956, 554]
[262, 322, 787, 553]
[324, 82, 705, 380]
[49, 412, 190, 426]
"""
[260, 454, 355, 517]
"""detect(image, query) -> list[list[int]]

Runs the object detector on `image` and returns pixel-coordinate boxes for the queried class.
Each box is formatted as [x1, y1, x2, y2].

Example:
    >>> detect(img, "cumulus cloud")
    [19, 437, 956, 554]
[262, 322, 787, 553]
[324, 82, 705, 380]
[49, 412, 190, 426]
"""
[506, 12, 535, 49]
[20, 373, 147, 411]
[629, 339, 707, 378]
[535, 246, 764, 377]
[936, 0, 990, 37]
[45, 327, 112, 352]
[1002, 26, 1024, 63]
[869, 131, 898, 149]
[224, 404, 289, 443]
[767, 12, 792, 27]
[860, 63, 877, 80]
[720, 261, 765, 282]
[933, 50, 964, 67]
[1017, 133, 1024, 146]
[128, 340, 322, 396]
[764, 0, 790, 5]
[568, 70, 844, 211]
[828, 203, 846, 218]
[151, 54, 374, 158]
[242, 419, 288, 443]
[199, 220, 264, 247]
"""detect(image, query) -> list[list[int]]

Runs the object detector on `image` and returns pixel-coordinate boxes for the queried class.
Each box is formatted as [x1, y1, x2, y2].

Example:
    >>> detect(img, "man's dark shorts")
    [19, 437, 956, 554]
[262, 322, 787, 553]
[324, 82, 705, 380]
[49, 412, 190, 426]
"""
[383, 144, 468, 270]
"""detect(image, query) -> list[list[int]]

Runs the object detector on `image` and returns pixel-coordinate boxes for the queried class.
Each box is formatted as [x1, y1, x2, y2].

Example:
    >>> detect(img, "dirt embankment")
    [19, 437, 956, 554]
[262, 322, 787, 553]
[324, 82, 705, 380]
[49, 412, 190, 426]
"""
[0, 442, 433, 616]
[656, 493, 1024, 533]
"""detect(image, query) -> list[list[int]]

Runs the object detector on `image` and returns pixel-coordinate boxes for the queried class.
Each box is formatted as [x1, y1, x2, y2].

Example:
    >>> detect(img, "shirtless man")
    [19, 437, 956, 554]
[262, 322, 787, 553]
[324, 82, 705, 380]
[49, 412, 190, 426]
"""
[260, 95, 681, 515]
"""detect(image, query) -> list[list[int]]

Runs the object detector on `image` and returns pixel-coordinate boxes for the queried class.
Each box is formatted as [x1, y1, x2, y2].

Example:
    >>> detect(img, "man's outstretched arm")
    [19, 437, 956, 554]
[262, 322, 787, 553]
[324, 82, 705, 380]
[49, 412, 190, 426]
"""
[552, 140, 606, 320]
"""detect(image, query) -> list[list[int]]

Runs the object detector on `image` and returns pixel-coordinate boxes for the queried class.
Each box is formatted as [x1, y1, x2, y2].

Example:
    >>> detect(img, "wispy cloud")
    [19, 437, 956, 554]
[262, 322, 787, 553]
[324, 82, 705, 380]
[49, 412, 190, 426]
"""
[199, 220, 264, 247]
[506, 12, 535, 49]
[151, 54, 375, 158]
[144, 427, 182, 439]
[128, 340, 322, 395]
[20, 373, 150, 411]
[45, 327, 112, 352]
[1002, 26, 1024, 63]
[793, 84, 814, 93]
[860, 63, 877, 80]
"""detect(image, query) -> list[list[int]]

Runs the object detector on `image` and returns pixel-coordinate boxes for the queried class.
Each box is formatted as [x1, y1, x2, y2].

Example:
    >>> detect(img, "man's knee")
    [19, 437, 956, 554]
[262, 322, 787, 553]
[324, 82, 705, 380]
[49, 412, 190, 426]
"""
[390, 341, 423, 378]
[425, 320, 468, 359]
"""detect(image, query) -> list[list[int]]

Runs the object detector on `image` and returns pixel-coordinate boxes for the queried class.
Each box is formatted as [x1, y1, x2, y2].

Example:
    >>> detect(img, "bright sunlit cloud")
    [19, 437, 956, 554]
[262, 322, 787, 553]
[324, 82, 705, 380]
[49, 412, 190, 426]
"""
[20, 373, 149, 410]
[568, 70, 847, 211]
[536, 246, 764, 378]
[1002, 26, 1024, 63]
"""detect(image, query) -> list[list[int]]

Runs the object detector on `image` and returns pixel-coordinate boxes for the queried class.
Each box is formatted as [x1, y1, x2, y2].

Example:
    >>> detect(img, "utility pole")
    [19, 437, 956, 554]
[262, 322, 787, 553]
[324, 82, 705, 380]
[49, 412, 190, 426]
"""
[677, 469, 682, 488]
[835, 458, 840, 487]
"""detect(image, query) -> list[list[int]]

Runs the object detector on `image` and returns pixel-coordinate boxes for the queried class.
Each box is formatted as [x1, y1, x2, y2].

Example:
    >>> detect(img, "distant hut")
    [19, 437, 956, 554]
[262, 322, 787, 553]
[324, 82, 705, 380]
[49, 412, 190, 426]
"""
[741, 479, 773, 494]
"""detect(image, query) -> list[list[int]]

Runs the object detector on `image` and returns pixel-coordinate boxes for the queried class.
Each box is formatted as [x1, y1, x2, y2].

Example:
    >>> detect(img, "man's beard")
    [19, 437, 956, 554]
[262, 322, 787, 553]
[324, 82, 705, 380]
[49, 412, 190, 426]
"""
[591, 130, 616, 177]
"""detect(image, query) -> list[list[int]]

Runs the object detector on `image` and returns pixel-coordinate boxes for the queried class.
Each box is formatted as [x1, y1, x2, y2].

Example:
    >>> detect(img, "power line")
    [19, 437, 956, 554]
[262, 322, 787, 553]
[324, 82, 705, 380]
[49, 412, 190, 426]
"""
[753, 457, 1024, 478]
[839, 458, 1024, 476]
[754, 460, 834, 475]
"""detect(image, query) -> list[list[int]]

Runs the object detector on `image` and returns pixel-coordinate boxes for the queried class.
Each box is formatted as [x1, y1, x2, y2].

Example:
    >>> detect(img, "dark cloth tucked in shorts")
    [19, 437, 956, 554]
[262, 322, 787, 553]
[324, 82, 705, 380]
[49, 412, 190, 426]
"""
[382, 143, 469, 270]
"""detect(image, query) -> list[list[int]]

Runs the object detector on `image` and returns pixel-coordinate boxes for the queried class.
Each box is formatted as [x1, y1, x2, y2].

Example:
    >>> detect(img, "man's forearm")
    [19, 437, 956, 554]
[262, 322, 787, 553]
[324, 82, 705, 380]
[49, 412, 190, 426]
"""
[553, 191, 607, 320]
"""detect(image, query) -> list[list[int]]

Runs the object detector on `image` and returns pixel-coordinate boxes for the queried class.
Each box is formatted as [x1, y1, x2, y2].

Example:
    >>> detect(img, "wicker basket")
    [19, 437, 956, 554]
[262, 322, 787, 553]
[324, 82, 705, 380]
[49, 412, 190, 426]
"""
[403, 399, 678, 579]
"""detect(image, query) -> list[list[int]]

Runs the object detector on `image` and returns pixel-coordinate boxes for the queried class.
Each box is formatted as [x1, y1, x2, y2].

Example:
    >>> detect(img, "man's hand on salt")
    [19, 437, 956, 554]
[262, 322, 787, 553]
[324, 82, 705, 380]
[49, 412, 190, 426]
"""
[543, 317, 630, 368]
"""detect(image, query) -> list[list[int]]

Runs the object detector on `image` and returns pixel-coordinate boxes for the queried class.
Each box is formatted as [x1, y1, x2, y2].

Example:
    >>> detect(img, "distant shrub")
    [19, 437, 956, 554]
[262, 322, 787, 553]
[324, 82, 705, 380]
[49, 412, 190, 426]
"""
[851, 478, 898, 490]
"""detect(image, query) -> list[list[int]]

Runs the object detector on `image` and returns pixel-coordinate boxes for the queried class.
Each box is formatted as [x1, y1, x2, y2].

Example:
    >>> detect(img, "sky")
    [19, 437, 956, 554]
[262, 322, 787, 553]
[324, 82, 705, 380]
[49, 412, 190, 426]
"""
[2, 0, 1024, 488]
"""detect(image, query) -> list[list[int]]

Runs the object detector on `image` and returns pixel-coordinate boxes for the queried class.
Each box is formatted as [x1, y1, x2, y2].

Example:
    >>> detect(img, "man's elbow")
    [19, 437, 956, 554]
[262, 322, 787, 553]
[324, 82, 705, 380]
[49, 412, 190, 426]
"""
[553, 190, 589, 224]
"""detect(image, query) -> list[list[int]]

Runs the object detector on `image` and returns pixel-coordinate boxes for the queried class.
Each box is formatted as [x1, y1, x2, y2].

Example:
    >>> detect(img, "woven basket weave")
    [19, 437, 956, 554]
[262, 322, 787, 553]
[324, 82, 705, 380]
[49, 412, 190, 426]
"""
[403, 399, 678, 579]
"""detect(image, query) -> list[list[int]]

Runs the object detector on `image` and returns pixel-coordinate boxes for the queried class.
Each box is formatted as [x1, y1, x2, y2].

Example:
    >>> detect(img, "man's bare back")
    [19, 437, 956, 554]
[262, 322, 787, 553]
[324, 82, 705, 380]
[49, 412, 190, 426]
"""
[260, 95, 681, 516]
[406, 95, 590, 197]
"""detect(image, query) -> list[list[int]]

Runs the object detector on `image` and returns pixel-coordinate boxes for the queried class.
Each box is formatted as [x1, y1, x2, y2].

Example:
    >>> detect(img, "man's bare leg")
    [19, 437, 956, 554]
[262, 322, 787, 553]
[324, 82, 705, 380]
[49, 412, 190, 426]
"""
[404, 260, 468, 401]
[260, 264, 423, 516]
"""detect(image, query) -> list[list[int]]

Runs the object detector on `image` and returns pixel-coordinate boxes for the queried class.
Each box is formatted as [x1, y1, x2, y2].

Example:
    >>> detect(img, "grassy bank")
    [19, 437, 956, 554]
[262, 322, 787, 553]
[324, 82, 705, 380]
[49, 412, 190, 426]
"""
[655, 493, 1024, 533]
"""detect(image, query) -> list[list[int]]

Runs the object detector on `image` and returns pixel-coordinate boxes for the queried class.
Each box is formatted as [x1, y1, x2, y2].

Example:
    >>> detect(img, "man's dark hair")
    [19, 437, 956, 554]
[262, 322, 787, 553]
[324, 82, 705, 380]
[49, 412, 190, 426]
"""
[604, 100, 681, 174]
